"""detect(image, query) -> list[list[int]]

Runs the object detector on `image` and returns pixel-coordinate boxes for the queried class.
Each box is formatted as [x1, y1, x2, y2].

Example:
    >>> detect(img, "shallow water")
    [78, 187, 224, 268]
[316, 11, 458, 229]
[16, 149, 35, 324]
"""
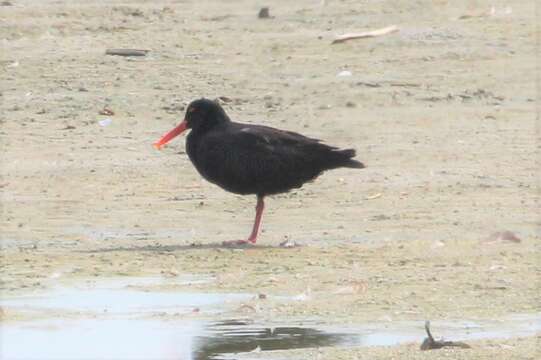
[193, 316, 541, 359]
[0, 276, 244, 316]
[3, 315, 539, 360]
[2, 319, 199, 360]
[1, 277, 539, 360]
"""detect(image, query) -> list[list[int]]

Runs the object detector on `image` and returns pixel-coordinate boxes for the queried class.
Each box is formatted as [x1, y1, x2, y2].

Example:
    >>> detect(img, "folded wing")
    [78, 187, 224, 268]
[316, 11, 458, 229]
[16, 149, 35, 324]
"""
[196, 124, 363, 196]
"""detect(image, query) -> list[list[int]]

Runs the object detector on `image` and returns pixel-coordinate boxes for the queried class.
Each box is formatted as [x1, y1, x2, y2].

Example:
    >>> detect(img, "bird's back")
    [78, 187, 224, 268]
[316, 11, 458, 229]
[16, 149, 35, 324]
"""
[187, 122, 364, 196]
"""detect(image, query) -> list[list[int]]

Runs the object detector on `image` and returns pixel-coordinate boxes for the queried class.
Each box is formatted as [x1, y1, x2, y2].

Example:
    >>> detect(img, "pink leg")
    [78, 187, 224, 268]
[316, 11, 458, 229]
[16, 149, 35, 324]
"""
[223, 196, 265, 246]
[246, 196, 265, 244]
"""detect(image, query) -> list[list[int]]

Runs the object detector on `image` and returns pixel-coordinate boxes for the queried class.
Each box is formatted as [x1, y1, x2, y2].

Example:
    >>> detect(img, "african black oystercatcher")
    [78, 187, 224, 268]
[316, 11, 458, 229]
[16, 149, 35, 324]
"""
[154, 99, 364, 245]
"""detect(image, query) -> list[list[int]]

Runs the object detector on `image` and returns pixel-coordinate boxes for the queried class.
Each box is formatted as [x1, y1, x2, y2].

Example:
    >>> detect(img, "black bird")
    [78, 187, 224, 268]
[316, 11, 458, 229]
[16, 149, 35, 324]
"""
[154, 98, 364, 245]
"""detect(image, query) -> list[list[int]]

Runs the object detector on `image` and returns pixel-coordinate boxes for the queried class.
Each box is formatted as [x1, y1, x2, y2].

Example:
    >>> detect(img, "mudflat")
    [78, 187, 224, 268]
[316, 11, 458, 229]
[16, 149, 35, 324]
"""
[1, 1, 538, 359]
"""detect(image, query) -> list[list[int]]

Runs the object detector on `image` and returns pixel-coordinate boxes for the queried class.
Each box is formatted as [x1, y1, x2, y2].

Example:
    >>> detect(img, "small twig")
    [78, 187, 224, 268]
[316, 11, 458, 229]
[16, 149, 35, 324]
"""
[389, 82, 421, 88]
[332, 25, 399, 44]
[420, 321, 472, 351]
[425, 320, 435, 343]
[105, 49, 150, 57]
[365, 193, 382, 200]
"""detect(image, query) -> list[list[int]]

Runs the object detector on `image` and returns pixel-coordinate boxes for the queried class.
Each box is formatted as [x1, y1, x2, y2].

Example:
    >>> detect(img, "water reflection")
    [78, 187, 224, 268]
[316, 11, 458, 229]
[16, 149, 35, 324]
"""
[194, 320, 359, 359]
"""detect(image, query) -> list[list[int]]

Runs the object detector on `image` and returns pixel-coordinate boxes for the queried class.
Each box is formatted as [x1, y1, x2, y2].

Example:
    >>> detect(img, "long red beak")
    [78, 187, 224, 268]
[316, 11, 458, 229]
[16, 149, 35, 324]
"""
[153, 120, 188, 150]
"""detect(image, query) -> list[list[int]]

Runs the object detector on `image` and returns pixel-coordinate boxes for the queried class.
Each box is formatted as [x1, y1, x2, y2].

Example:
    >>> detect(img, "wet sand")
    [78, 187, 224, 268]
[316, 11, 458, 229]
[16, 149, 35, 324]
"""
[235, 336, 540, 360]
[0, 0, 539, 359]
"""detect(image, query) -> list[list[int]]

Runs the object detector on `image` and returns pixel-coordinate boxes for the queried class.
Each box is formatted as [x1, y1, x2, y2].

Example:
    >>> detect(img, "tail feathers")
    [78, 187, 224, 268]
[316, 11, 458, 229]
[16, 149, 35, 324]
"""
[333, 148, 365, 169]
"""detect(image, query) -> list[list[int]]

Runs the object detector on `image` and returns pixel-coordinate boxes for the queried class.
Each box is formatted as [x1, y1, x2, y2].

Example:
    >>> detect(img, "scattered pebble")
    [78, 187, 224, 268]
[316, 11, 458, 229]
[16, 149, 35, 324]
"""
[99, 107, 115, 116]
[217, 96, 232, 103]
[162, 104, 185, 113]
[161, 268, 179, 277]
[484, 231, 521, 244]
[279, 238, 298, 248]
[258, 7, 270, 19]
[337, 70, 352, 77]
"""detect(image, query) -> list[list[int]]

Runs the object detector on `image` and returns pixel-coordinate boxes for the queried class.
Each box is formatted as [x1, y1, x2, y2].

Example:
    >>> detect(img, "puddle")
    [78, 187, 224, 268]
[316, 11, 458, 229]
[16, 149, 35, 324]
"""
[1, 287, 246, 316]
[0, 276, 246, 317]
[1, 315, 540, 360]
[1, 319, 200, 360]
[193, 316, 541, 359]
[194, 320, 359, 360]
[1, 277, 539, 359]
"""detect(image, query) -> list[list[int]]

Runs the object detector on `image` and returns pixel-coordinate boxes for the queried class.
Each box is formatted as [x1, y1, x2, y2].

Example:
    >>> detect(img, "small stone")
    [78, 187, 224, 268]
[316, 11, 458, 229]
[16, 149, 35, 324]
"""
[484, 231, 521, 244]
[337, 70, 352, 77]
[99, 107, 115, 116]
[217, 96, 232, 103]
[258, 7, 270, 19]
[279, 238, 298, 248]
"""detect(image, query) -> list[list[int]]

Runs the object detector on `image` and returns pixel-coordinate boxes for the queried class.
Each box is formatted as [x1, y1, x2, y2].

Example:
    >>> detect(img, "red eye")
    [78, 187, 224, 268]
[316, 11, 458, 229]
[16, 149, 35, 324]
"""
[188, 107, 196, 113]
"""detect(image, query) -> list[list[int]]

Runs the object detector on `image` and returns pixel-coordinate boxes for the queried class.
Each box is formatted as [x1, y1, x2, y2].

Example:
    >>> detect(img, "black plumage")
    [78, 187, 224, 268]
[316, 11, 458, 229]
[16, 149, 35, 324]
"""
[155, 98, 364, 244]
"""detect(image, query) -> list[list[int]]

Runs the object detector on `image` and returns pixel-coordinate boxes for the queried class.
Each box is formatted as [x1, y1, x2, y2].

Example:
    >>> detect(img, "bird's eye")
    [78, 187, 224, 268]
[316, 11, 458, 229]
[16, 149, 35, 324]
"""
[188, 107, 196, 113]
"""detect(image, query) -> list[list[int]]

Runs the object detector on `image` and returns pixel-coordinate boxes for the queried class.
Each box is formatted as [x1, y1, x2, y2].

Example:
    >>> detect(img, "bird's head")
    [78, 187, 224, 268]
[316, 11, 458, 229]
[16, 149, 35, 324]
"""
[154, 98, 229, 149]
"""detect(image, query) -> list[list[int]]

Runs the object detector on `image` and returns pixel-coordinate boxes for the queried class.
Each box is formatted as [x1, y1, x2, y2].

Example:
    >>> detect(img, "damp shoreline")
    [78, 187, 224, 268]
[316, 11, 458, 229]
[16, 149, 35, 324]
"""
[1, 276, 539, 359]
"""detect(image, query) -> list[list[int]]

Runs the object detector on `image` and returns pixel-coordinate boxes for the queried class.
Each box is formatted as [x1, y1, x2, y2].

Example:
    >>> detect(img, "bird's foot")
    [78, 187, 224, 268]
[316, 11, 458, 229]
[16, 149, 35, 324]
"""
[221, 239, 255, 248]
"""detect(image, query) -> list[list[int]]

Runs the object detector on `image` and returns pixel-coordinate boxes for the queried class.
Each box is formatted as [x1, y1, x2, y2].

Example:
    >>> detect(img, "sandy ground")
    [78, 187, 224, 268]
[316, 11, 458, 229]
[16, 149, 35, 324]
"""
[0, 0, 539, 359]
[233, 336, 541, 360]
